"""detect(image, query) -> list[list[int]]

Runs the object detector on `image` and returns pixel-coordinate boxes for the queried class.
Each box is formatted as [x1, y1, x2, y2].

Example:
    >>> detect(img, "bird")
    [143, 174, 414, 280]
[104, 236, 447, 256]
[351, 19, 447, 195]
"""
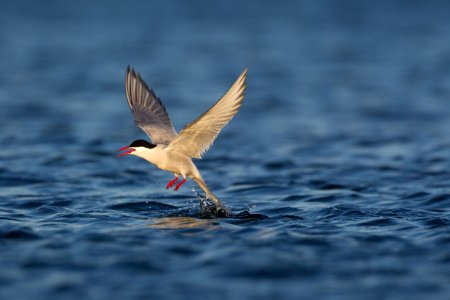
[118, 66, 247, 214]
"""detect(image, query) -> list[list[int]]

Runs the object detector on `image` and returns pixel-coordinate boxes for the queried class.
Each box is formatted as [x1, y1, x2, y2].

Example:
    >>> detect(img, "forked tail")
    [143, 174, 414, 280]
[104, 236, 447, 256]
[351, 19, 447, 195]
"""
[193, 177, 224, 209]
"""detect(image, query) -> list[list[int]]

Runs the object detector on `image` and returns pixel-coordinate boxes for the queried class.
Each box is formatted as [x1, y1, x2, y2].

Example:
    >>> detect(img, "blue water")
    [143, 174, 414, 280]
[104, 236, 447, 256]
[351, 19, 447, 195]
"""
[1, 0, 450, 299]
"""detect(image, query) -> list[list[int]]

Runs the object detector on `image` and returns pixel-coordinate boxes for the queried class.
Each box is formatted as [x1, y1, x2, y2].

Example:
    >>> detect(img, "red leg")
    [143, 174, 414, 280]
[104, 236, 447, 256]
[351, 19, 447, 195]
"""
[166, 176, 179, 189]
[174, 178, 186, 191]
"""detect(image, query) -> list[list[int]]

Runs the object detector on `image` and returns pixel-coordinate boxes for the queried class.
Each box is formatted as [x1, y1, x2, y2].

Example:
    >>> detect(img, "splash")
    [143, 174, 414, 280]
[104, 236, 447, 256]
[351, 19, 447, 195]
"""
[191, 188, 231, 218]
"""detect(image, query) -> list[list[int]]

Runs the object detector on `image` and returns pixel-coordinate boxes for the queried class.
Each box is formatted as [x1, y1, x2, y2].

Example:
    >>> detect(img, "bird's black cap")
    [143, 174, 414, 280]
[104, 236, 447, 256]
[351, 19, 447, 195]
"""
[129, 140, 156, 149]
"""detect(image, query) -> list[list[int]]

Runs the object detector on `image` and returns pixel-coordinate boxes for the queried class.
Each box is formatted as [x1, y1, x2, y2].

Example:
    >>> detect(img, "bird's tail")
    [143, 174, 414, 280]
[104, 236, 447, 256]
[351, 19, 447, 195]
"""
[193, 177, 224, 209]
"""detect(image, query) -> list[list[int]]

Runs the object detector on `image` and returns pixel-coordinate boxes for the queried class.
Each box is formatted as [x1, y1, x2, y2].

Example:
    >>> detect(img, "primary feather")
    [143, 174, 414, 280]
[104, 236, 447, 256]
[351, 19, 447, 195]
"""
[166, 69, 247, 158]
[125, 66, 177, 145]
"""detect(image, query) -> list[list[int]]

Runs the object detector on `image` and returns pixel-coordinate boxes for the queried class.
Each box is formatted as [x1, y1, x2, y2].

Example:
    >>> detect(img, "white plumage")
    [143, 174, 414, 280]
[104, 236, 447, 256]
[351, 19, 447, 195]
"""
[119, 66, 247, 213]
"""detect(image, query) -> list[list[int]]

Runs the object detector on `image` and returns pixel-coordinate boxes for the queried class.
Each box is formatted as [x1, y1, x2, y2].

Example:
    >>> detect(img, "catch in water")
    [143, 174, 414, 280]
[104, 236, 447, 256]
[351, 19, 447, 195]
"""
[118, 66, 247, 215]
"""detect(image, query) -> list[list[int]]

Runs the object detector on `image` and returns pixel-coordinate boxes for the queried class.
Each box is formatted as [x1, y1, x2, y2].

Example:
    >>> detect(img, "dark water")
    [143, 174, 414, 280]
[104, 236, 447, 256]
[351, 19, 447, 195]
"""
[1, 1, 450, 299]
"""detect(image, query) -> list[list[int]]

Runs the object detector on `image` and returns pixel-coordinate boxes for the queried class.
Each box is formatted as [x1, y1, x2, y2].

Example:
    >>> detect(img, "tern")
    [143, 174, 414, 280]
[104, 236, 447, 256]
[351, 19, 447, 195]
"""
[118, 66, 247, 214]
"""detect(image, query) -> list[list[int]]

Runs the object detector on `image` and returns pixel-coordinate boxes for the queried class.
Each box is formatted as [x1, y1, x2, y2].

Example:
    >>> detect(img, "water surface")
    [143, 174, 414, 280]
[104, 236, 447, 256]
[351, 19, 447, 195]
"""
[1, 1, 450, 299]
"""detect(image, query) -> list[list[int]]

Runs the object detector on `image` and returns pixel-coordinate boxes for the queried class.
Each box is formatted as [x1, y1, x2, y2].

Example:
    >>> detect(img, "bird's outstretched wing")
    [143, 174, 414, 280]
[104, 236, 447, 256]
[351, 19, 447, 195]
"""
[166, 69, 247, 159]
[125, 66, 177, 145]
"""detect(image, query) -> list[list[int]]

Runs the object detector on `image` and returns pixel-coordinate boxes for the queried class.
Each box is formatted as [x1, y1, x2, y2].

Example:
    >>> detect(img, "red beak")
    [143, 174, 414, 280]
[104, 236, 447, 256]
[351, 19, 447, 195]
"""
[117, 146, 135, 157]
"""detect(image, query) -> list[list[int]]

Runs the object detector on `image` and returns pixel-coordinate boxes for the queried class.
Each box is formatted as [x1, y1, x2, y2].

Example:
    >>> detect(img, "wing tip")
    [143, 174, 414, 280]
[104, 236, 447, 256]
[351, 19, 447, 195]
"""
[240, 68, 248, 82]
[126, 65, 143, 83]
[236, 68, 248, 92]
[126, 65, 137, 80]
[125, 66, 151, 103]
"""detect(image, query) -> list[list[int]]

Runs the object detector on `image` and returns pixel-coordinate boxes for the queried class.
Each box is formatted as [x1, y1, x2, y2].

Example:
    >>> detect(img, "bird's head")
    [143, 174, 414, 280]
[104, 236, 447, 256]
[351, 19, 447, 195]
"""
[117, 139, 157, 157]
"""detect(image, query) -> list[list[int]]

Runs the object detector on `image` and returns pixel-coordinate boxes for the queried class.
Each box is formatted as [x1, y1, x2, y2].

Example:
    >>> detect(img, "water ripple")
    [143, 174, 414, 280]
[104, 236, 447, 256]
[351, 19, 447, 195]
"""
[1, 1, 450, 299]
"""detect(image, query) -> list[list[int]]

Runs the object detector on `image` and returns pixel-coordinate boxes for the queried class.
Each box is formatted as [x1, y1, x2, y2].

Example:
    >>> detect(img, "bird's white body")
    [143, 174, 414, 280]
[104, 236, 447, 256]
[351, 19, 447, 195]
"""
[132, 145, 200, 179]
[119, 66, 247, 214]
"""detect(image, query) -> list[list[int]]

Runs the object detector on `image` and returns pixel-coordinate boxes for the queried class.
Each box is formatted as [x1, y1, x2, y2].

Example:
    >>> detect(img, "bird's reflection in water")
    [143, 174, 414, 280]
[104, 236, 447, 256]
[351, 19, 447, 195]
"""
[148, 217, 220, 229]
